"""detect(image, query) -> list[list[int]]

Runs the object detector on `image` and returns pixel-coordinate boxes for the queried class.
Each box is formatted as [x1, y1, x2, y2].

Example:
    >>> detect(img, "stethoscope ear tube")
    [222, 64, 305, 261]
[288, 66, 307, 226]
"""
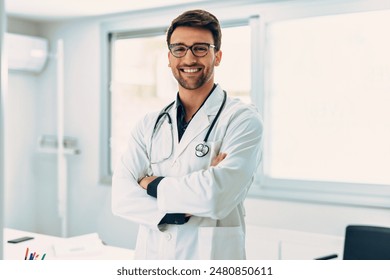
[153, 101, 175, 131]
[150, 101, 175, 164]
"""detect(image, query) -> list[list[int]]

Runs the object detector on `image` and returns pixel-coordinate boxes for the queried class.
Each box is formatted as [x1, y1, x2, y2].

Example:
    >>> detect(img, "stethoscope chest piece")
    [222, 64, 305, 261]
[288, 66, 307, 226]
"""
[195, 143, 209, 157]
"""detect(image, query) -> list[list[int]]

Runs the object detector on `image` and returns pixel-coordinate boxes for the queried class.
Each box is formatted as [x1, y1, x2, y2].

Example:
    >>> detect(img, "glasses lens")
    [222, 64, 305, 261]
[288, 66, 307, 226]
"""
[192, 44, 210, 57]
[170, 45, 187, 57]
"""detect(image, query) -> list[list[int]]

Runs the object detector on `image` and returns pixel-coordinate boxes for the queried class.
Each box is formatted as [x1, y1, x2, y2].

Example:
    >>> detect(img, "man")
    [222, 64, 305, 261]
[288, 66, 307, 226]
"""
[112, 9, 263, 260]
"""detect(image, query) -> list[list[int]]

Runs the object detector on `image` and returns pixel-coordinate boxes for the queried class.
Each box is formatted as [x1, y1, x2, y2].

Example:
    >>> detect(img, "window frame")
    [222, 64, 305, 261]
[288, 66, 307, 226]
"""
[248, 0, 390, 209]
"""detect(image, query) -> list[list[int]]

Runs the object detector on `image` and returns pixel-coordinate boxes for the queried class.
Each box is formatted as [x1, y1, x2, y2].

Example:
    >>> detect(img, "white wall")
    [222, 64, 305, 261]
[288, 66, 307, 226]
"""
[245, 198, 390, 237]
[4, 1, 390, 252]
[35, 19, 138, 247]
[5, 73, 39, 230]
[3, 18, 42, 234]
[0, 0, 5, 260]
[7, 17, 41, 35]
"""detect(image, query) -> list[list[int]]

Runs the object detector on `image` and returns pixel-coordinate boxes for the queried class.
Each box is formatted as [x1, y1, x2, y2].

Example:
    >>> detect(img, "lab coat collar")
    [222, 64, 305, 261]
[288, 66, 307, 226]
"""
[173, 84, 225, 160]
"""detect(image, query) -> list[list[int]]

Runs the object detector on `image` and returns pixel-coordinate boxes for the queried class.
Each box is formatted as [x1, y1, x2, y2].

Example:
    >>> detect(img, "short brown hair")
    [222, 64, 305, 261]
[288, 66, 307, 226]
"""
[166, 9, 222, 51]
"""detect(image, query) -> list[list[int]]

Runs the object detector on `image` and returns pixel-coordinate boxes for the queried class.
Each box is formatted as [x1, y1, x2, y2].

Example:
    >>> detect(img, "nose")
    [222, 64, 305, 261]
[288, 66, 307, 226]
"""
[182, 47, 197, 63]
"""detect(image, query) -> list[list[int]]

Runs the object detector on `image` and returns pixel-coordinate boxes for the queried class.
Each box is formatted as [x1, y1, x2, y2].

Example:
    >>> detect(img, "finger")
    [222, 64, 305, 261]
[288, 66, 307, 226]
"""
[211, 153, 227, 167]
[219, 153, 227, 160]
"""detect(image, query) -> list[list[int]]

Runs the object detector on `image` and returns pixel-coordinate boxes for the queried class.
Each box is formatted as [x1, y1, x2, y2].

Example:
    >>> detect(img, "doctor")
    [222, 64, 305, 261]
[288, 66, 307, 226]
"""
[112, 9, 263, 260]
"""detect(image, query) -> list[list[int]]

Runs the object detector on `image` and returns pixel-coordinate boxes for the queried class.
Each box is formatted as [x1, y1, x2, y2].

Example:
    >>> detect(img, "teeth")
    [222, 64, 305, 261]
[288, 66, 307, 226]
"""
[182, 68, 200, 73]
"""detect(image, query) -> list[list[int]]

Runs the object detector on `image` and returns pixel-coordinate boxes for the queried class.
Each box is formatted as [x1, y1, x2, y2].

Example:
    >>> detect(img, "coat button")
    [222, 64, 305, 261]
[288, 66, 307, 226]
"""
[165, 233, 172, 241]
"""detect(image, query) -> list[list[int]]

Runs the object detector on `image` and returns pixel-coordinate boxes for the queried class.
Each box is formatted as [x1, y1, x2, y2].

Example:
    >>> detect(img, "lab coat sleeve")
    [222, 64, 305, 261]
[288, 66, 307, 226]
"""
[111, 114, 166, 230]
[156, 106, 263, 220]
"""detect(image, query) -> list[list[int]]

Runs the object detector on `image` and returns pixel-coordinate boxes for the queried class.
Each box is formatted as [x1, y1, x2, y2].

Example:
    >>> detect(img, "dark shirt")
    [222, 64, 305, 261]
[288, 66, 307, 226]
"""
[176, 98, 188, 142]
[176, 83, 216, 142]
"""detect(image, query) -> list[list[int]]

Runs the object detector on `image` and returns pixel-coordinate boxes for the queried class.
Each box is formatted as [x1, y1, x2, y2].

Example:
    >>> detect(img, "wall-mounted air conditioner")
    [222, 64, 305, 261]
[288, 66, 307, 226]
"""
[6, 33, 49, 74]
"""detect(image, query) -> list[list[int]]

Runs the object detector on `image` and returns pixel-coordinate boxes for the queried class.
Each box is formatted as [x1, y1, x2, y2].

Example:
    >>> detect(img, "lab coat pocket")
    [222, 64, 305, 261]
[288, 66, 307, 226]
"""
[198, 226, 245, 260]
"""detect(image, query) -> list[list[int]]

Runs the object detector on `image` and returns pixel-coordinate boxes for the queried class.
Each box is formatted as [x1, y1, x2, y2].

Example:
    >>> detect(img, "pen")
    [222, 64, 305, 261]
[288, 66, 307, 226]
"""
[24, 247, 29, 260]
[41, 253, 46, 260]
[29, 253, 33, 260]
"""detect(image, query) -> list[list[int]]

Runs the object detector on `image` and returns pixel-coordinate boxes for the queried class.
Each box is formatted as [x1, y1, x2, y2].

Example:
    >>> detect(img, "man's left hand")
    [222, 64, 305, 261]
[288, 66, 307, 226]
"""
[139, 176, 157, 190]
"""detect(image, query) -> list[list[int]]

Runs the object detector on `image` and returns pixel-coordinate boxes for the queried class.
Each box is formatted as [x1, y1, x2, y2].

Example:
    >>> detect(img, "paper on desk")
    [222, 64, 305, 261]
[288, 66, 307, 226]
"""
[53, 233, 104, 258]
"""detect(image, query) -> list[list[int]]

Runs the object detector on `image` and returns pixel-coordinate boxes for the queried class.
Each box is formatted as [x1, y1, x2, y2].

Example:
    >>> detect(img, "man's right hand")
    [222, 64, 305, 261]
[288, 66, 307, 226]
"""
[211, 152, 227, 167]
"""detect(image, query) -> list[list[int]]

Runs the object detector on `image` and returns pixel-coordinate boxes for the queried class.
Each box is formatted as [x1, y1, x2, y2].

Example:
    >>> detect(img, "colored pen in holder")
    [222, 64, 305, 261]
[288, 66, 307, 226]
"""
[24, 247, 46, 260]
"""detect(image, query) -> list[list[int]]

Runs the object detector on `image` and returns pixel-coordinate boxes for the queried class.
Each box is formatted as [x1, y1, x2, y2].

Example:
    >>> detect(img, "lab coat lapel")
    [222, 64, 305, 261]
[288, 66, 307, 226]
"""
[174, 86, 225, 160]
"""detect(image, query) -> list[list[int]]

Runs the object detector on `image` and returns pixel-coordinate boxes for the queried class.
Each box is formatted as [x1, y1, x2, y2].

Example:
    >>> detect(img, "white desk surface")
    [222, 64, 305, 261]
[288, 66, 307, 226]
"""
[4, 226, 343, 260]
[3, 228, 135, 260]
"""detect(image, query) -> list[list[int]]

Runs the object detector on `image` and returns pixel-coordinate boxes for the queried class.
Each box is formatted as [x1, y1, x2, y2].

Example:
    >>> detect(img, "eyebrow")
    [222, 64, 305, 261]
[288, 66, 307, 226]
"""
[169, 42, 212, 46]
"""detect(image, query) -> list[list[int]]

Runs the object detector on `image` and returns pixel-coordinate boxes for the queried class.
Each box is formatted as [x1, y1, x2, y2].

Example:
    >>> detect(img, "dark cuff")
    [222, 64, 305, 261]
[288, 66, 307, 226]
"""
[146, 176, 164, 198]
[158, 213, 191, 225]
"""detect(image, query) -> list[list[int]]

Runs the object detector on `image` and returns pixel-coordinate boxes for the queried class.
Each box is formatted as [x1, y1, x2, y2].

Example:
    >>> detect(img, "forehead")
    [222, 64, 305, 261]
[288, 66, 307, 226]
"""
[170, 26, 214, 45]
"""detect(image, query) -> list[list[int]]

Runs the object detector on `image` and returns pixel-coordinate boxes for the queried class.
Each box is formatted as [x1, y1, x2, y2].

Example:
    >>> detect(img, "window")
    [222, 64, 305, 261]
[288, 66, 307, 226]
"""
[109, 33, 174, 173]
[108, 24, 252, 175]
[258, 8, 390, 207]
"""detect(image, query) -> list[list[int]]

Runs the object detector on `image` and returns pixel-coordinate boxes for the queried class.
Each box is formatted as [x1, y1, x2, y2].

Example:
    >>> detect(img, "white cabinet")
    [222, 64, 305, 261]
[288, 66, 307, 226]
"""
[246, 225, 343, 260]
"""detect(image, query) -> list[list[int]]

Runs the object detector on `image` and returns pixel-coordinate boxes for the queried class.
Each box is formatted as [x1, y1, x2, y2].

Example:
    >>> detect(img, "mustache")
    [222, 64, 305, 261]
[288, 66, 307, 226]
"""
[178, 62, 203, 67]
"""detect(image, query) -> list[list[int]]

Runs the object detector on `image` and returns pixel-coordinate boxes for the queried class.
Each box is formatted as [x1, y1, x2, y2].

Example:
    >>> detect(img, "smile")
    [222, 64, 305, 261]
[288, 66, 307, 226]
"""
[180, 67, 202, 73]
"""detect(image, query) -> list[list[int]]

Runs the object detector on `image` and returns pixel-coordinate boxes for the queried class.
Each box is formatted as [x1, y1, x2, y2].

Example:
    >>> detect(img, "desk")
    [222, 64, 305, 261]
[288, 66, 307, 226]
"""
[3, 228, 135, 260]
[245, 225, 344, 260]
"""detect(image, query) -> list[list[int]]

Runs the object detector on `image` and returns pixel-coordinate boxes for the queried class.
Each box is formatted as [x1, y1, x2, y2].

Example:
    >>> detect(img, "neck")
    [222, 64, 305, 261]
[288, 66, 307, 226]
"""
[178, 81, 215, 119]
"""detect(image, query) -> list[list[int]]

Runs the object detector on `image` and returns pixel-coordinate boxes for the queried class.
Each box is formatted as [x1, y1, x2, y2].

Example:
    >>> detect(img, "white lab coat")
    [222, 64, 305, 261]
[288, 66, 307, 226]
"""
[112, 84, 263, 260]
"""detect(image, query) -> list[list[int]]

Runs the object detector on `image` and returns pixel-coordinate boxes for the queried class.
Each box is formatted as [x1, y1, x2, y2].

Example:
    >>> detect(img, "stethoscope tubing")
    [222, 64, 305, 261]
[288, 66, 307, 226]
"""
[151, 91, 227, 161]
[194, 91, 226, 157]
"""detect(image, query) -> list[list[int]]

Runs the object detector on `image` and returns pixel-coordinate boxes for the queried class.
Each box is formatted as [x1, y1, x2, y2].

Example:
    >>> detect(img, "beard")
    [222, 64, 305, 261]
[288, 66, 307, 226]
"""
[172, 62, 215, 90]
[176, 73, 211, 90]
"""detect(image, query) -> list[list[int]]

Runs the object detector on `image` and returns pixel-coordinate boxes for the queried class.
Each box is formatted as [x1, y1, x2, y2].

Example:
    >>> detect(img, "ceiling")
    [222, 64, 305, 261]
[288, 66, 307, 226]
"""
[5, 0, 206, 21]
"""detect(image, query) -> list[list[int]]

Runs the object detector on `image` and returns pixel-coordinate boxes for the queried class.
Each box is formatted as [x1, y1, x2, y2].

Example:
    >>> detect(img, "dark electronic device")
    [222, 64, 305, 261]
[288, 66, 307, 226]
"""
[7, 236, 34, 243]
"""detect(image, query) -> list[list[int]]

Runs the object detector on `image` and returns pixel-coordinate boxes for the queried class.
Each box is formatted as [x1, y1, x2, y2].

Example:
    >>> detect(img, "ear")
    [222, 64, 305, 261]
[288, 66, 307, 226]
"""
[215, 50, 222, 66]
[168, 52, 171, 67]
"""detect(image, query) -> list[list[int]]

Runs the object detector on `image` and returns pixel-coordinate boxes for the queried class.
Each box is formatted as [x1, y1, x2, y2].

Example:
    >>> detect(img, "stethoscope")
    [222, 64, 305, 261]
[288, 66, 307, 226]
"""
[149, 91, 227, 163]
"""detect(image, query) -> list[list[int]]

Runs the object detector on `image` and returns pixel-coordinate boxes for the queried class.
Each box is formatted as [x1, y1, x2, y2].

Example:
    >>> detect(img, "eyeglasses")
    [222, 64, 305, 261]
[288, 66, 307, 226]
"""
[168, 43, 216, 58]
